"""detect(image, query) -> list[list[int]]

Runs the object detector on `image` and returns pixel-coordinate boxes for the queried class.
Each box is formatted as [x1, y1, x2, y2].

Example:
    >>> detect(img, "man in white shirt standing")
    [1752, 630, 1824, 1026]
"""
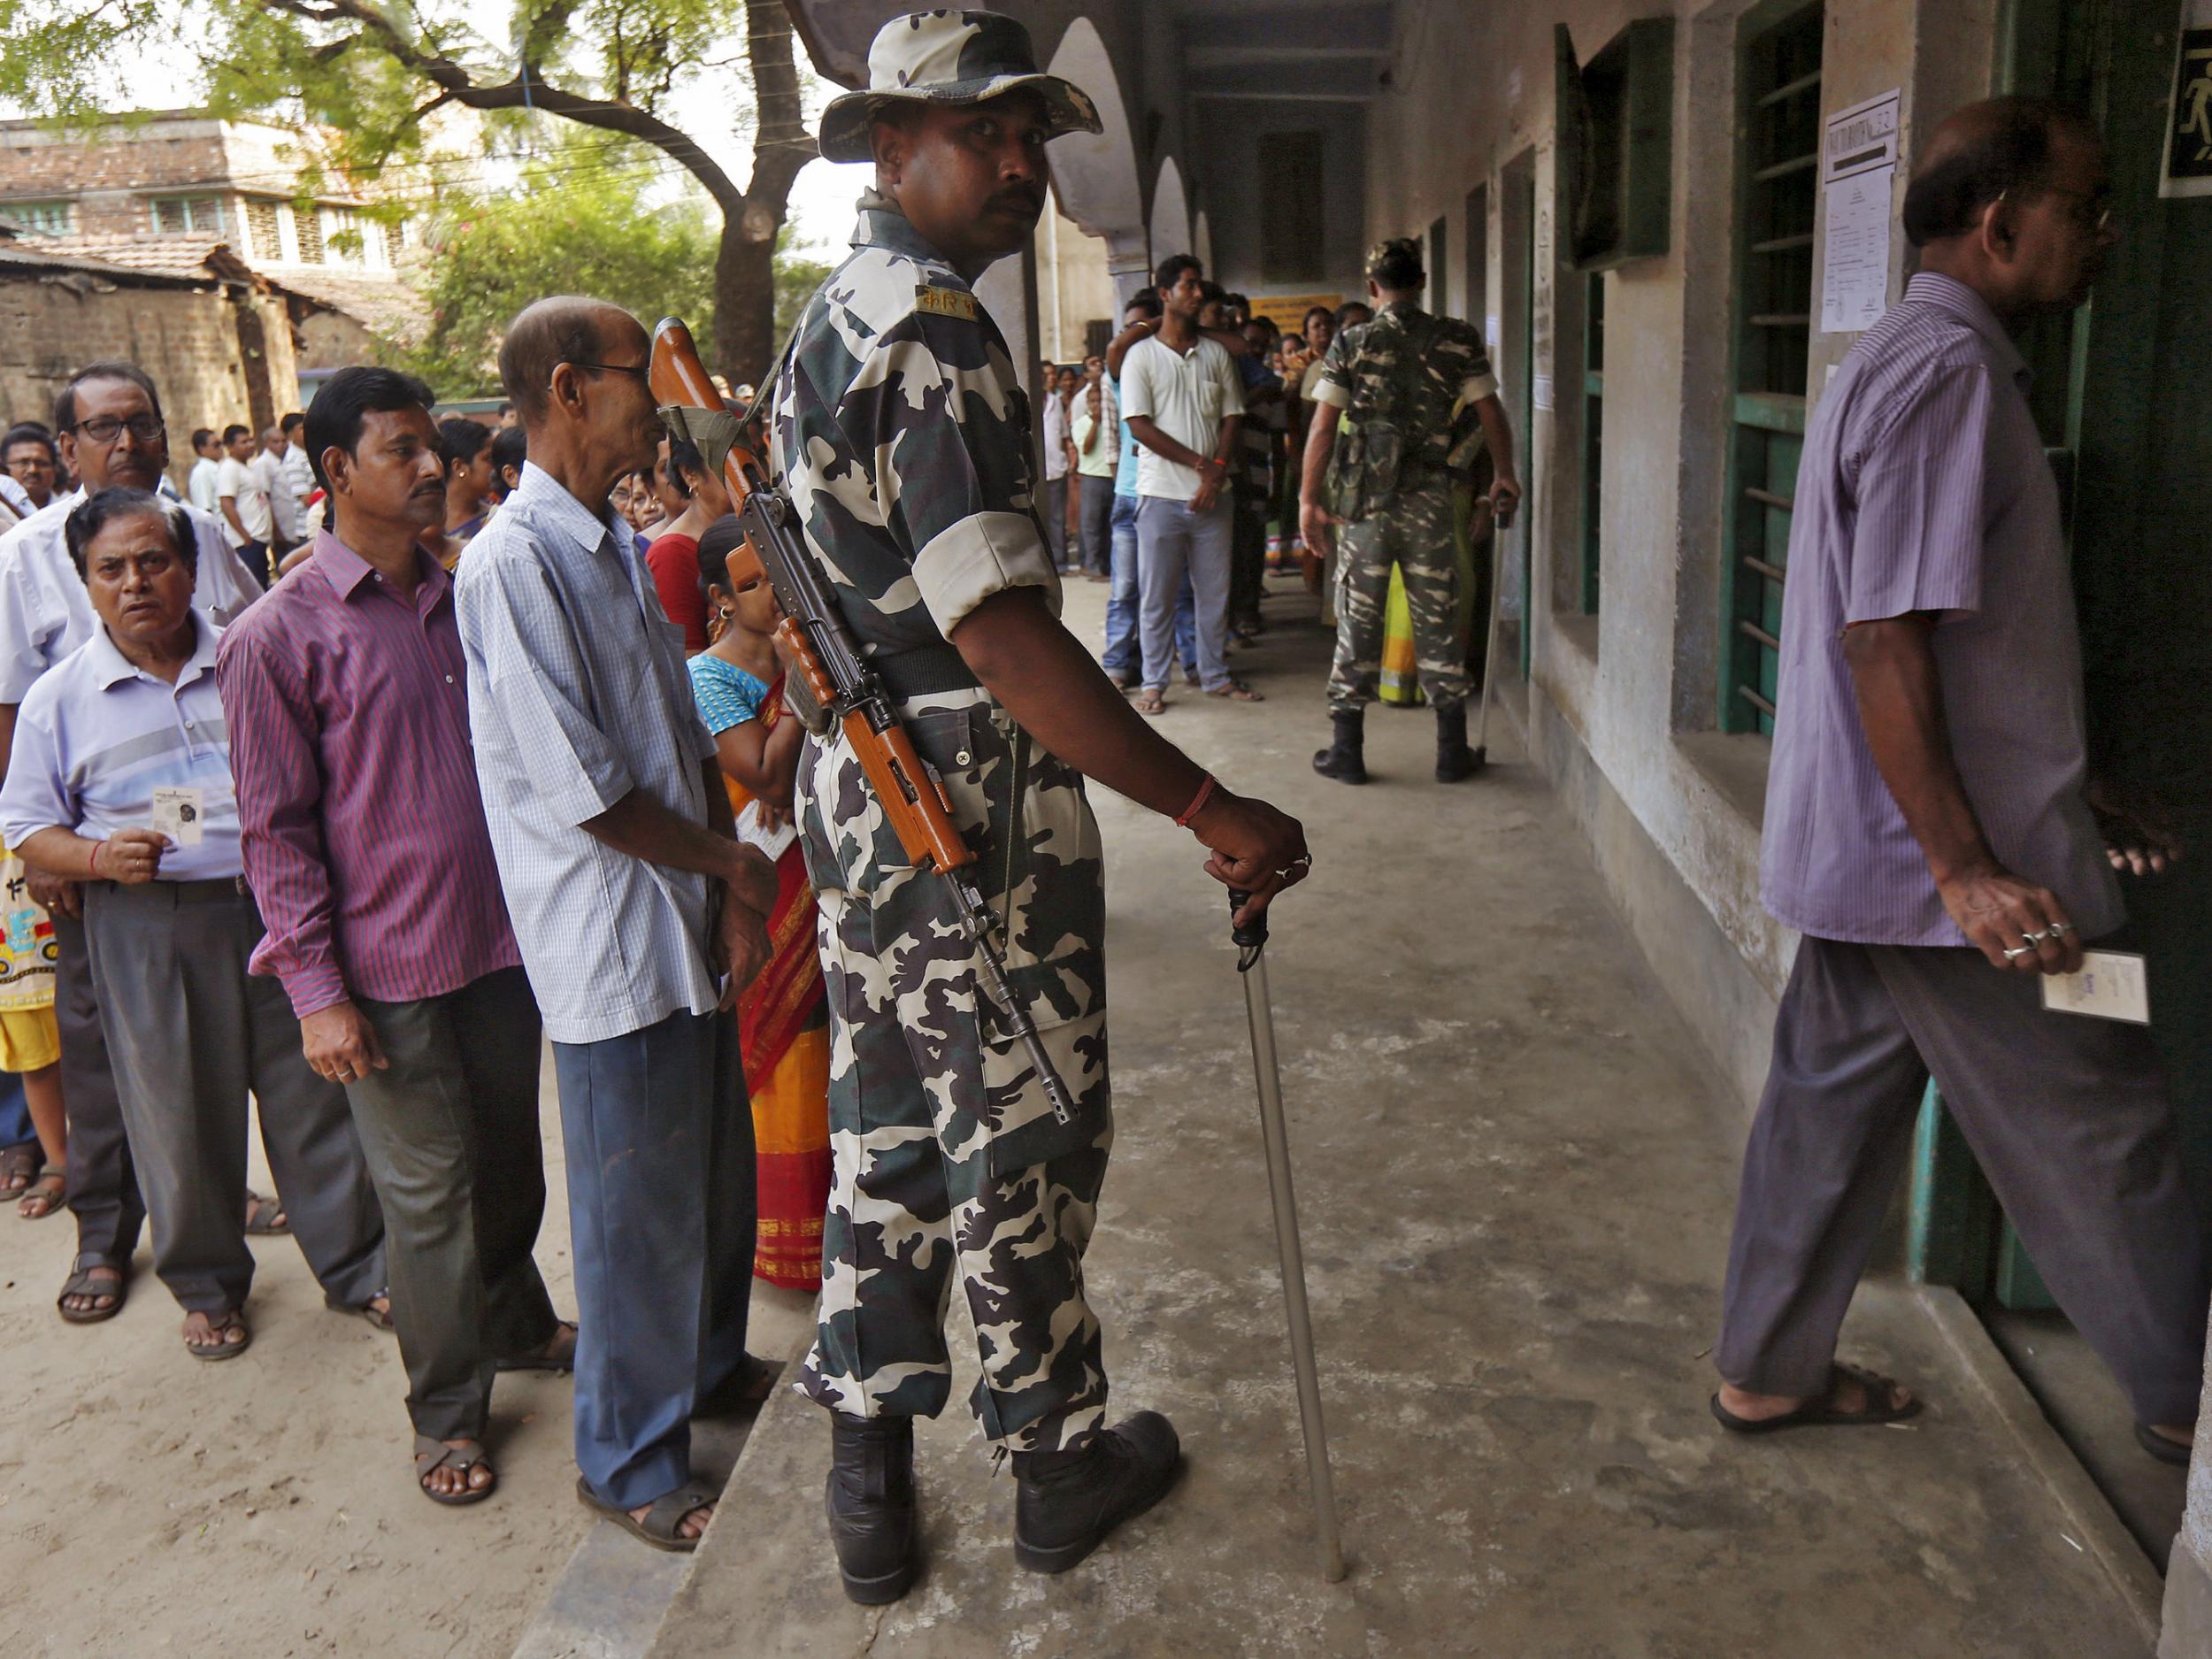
[1040, 362, 1071, 573]
[215, 423, 273, 581]
[1118, 254, 1249, 714]
[256, 425, 301, 555]
[0, 360, 265, 1325]
[279, 411, 315, 530]
[187, 429, 223, 515]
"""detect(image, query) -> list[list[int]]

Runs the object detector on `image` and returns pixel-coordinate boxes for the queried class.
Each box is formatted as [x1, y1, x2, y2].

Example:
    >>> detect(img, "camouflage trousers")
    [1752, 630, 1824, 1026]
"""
[794, 686, 1115, 1455]
[1326, 480, 1471, 713]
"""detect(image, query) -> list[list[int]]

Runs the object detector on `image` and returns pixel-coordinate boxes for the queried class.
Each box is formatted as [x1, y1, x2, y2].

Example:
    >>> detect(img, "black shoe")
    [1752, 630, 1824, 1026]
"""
[1312, 710, 1368, 784]
[1011, 1411, 1183, 1574]
[1434, 699, 1482, 782]
[826, 1412, 918, 1604]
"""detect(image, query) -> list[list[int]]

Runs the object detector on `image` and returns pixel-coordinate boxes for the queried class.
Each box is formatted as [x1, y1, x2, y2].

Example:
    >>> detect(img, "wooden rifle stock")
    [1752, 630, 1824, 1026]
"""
[647, 317, 975, 877]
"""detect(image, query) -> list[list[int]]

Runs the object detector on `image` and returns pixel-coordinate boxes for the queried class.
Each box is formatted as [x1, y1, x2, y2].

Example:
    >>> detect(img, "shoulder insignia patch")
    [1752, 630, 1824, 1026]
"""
[914, 284, 980, 322]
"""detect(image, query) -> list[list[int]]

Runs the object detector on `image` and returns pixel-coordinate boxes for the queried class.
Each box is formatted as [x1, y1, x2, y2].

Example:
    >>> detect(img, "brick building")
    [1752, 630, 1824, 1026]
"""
[0, 110, 429, 397]
[0, 229, 298, 467]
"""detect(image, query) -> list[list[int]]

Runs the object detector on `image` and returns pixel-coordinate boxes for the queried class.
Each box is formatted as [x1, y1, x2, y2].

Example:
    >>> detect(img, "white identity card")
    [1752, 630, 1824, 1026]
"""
[2041, 949, 2151, 1025]
[150, 786, 204, 848]
[735, 798, 797, 862]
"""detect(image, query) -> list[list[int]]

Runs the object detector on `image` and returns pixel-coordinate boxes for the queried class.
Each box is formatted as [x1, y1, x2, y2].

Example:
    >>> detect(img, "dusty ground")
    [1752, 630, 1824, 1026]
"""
[0, 1041, 809, 1659]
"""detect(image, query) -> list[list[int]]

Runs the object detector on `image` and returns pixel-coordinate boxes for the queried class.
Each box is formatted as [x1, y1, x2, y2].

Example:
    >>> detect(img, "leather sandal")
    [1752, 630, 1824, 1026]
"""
[56, 1259, 127, 1325]
[575, 1476, 720, 1554]
[415, 1436, 497, 1506]
[184, 1309, 252, 1362]
[1710, 1362, 1919, 1433]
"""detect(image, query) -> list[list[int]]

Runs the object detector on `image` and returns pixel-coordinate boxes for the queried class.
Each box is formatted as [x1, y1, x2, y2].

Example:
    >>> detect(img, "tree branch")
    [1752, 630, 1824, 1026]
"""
[740, 0, 811, 225]
[255, 0, 747, 212]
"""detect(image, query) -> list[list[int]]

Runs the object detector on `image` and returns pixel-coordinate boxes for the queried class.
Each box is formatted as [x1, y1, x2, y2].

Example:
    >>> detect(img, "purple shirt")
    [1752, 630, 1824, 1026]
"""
[1760, 273, 2122, 947]
[215, 527, 522, 1015]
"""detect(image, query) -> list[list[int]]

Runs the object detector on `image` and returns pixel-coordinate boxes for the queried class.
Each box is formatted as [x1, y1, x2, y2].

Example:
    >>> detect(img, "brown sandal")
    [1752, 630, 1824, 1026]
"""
[1206, 680, 1265, 703]
[57, 1259, 127, 1325]
[0, 1141, 41, 1198]
[1134, 691, 1167, 716]
[184, 1309, 252, 1362]
[576, 1476, 719, 1553]
[415, 1436, 497, 1506]
[16, 1169, 65, 1220]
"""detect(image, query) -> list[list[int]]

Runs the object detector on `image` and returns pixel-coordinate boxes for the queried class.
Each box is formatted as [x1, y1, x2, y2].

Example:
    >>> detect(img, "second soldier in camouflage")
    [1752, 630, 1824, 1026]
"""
[1302, 235, 1523, 784]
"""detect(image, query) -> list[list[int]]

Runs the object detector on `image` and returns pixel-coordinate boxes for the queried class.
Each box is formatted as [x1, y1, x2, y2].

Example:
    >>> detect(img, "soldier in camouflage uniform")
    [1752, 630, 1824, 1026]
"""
[778, 11, 1311, 1604]
[1300, 237, 1524, 784]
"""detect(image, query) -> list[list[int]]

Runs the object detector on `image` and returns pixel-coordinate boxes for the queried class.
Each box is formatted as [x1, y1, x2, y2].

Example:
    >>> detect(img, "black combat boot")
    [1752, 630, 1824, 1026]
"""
[1311, 710, 1368, 784]
[826, 1412, 918, 1604]
[1011, 1412, 1183, 1574]
[1435, 699, 1483, 782]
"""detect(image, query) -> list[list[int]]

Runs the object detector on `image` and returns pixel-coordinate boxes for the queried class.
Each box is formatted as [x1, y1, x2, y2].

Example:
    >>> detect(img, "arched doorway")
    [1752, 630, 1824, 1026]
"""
[1150, 157, 1191, 267]
[1042, 19, 1150, 308]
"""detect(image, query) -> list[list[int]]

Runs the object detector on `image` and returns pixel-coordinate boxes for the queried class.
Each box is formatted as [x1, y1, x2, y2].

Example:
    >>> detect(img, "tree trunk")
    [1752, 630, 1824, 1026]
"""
[713, 213, 780, 388]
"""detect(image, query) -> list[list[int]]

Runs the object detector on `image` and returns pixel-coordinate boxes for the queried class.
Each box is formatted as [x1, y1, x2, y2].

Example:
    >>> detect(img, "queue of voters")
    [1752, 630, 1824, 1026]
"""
[0, 10, 2206, 1650]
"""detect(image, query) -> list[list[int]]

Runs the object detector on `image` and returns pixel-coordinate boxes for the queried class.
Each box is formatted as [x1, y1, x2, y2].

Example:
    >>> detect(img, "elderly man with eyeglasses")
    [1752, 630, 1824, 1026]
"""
[0, 359, 268, 1326]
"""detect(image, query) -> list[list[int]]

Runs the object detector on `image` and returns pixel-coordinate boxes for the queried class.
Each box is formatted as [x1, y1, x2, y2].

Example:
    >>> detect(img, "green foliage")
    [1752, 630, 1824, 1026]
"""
[393, 152, 720, 396]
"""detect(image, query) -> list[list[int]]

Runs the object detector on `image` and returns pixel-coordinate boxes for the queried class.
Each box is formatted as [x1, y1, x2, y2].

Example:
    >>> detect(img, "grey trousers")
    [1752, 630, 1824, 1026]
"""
[349, 967, 560, 1440]
[1718, 936, 2208, 1427]
[54, 910, 144, 1273]
[82, 879, 385, 1315]
[1043, 474, 1070, 569]
[1137, 495, 1234, 693]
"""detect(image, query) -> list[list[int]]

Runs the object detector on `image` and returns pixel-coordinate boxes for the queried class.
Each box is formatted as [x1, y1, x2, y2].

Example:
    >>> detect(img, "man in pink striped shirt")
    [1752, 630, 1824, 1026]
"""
[217, 367, 576, 1508]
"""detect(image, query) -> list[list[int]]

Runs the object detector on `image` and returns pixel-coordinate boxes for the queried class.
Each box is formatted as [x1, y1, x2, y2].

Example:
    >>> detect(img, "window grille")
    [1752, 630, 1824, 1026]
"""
[1722, 2, 1823, 734]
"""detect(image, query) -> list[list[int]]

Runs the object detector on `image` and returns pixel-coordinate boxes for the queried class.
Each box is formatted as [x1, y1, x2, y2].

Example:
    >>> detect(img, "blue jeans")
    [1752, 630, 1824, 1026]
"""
[1105, 491, 1194, 679]
[1137, 495, 1233, 692]
[551, 1007, 755, 1508]
[0, 1071, 28, 1150]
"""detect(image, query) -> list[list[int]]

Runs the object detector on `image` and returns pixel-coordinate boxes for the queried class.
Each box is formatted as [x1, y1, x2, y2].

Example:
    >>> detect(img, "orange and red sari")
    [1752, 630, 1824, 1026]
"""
[717, 681, 831, 1290]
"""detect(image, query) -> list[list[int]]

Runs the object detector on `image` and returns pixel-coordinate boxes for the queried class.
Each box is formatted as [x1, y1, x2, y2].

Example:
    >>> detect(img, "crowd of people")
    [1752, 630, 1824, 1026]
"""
[0, 207, 1495, 1574]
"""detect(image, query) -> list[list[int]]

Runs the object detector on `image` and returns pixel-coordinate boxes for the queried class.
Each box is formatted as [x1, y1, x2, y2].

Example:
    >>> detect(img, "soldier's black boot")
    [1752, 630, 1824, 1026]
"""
[1312, 710, 1368, 784]
[1435, 699, 1483, 782]
[1011, 1412, 1183, 1574]
[826, 1412, 918, 1604]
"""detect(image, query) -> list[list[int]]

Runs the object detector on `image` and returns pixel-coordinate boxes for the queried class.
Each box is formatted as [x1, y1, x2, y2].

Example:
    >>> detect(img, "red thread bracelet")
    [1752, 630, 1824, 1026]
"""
[1173, 773, 1216, 828]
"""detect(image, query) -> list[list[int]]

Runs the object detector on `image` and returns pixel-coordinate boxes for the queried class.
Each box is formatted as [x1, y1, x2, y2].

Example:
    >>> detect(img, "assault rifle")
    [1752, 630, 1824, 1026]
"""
[648, 317, 1077, 1126]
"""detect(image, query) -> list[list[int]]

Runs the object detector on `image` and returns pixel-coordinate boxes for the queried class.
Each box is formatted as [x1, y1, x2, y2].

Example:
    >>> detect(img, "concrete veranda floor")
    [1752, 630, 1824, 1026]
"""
[651, 575, 2158, 1659]
[0, 574, 2162, 1658]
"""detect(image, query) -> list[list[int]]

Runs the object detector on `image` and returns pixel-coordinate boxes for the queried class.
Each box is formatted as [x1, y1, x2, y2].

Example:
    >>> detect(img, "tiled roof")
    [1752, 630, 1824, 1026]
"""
[9, 231, 428, 341]
[12, 231, 255, 283]
[0, 238, 210, 288]
[264, 264, 429, 344]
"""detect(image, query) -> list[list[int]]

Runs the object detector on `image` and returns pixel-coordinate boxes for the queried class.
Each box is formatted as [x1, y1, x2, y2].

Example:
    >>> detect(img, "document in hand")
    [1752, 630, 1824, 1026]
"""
[2040, 949, 2151, 1025]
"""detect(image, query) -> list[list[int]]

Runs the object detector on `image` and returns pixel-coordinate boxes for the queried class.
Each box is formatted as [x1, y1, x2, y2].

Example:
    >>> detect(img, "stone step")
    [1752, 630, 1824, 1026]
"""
[509, 1338, 810, 1659]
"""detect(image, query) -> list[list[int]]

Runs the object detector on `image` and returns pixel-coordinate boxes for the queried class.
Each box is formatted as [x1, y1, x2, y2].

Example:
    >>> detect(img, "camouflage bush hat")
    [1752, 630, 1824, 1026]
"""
[817, 10, 1103, 164]
[1367, 236, 1426, 285]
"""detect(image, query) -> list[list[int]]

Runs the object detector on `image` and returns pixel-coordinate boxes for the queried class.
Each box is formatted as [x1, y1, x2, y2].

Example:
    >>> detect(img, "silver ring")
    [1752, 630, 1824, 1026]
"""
[2002, 945, 2033, 962]
[2048, 922, 2074, 936]
[2022, 929, 2052, 946]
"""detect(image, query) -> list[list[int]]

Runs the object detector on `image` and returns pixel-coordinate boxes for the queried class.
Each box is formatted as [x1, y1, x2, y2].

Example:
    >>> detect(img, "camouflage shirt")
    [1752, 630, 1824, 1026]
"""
[772, 188, 1061, 660]
[1310, 300, 1498, 490]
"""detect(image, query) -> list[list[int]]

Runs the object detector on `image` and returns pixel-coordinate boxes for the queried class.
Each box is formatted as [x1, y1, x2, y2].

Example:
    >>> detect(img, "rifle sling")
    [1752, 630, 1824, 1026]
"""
[873, 643, 983, 700]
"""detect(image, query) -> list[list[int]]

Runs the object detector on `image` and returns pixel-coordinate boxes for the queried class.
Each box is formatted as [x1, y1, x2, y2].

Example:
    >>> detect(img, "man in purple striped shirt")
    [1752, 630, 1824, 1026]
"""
[1714, 99, 2204, 1463]
[217, 368, 575, 1508]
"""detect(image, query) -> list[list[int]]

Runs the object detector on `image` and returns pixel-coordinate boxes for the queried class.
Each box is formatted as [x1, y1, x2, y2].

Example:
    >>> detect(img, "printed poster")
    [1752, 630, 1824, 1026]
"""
[1820, 89, 1901, 334]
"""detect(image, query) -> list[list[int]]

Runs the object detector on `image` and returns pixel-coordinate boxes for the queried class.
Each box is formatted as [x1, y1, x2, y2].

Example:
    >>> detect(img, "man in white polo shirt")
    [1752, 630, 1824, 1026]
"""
[0, 360, 263, 1325]
[1118, 254, 1248, 714]
[0, 488, 383, 1358]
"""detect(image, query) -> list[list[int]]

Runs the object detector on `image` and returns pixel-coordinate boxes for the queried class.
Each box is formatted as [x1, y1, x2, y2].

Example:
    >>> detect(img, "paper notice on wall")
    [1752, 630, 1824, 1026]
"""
[1532, 373, 1554, 411]
[2162, 1, 2212, 197]
[1818, 89, 1901, 334]
[1821, 168, 1894, 333]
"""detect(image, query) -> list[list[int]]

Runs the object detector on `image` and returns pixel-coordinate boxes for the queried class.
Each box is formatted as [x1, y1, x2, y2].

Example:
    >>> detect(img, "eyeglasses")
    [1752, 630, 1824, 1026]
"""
[2001, 184, 2112, 234]
[69, 414, 165, 445]
[572, 361, 651, 385]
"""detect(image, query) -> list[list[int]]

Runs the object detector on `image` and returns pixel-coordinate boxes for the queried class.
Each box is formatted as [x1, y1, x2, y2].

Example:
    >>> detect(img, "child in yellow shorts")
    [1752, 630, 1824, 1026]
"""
[0, 856, 65, 1220]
